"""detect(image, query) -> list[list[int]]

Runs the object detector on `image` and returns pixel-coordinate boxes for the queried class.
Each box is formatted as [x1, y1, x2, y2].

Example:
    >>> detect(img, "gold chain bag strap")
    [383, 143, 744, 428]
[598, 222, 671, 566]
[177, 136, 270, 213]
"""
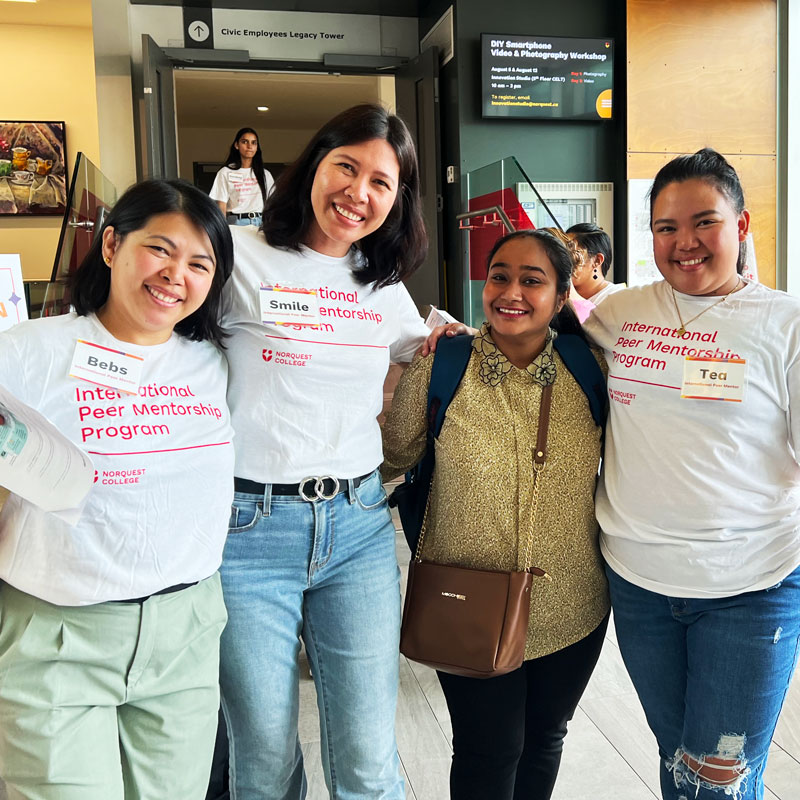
[399, 383, 554, 679]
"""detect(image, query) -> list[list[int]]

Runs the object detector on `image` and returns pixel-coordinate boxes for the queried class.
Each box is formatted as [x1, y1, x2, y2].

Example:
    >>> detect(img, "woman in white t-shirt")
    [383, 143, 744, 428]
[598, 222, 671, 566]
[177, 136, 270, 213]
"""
[218, 104, 431, 800]
[209, 127, 274, 227]
[583, 149, 800, 800]
[0, 179, 235, 799]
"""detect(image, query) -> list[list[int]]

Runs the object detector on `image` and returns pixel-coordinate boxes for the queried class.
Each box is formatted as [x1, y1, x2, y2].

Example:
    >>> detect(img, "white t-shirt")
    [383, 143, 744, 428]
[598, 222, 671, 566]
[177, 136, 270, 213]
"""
[584, 280, 800, 597]
[209, 166, 275, 214]
[0, 313, 235, 606]
[222, 226, 429, 482]
[590, 281, 626, 305]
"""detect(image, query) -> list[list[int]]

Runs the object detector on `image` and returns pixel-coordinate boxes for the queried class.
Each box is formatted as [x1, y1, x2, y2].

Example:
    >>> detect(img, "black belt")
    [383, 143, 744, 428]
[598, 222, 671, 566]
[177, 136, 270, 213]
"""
[230, 211, 260, 219]
[234, 472, 371, 502]
[115, 581, 198, 604]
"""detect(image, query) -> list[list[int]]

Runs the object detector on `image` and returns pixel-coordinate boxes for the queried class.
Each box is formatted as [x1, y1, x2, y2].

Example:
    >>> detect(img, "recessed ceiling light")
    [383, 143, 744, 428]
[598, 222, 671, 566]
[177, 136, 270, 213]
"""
[257, 106, 269, 112]
[1, 0, 38, 4]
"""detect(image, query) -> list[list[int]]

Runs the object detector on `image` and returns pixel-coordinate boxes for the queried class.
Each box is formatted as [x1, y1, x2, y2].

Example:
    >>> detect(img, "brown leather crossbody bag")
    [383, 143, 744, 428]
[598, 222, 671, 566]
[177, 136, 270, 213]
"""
[399, 382, 553, 679]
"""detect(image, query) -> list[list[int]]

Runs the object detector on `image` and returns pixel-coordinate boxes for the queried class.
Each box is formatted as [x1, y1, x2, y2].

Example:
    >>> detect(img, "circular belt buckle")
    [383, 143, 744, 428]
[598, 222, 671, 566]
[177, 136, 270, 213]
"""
[298, 475, 340, 501]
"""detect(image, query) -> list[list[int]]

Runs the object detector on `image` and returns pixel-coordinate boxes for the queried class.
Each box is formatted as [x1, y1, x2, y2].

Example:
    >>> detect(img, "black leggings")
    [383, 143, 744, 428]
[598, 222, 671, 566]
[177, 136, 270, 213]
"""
[437, 615, 609, 800]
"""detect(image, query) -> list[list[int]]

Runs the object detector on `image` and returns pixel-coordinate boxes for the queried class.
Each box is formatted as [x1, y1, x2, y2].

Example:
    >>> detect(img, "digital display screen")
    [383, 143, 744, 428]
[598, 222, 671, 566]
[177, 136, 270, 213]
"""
[481, 34, 614, 121]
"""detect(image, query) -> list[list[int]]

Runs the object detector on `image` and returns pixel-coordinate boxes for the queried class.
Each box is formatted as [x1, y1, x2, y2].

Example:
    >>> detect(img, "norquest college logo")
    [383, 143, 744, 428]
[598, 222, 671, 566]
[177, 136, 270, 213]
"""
[262, 348, 312, 367]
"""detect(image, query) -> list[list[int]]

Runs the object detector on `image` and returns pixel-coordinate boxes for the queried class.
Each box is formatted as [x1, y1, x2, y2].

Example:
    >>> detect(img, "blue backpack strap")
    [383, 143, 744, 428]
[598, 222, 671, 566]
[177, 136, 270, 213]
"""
[427, 334, 475, 437]
[552, 334, 608, 429]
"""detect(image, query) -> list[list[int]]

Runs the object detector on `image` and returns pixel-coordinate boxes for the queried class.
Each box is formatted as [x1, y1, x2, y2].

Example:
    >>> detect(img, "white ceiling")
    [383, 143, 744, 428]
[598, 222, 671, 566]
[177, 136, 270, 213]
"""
[174, 69, 387, 130]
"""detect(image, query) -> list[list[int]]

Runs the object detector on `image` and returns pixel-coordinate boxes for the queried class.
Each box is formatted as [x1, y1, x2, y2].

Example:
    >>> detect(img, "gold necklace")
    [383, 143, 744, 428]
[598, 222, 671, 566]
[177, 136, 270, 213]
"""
[671, 278, 743, 336]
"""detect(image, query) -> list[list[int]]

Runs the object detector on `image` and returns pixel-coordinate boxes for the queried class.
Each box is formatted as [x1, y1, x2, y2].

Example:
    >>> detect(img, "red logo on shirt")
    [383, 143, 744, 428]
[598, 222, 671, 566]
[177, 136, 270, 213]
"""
[99, 468, 146, 487]
[262, 349, 274, 362]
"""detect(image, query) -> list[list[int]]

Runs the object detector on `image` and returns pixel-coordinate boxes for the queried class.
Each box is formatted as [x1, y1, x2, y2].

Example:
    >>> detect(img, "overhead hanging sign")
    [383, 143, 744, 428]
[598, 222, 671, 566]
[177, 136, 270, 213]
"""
[211, 9, 380, 61]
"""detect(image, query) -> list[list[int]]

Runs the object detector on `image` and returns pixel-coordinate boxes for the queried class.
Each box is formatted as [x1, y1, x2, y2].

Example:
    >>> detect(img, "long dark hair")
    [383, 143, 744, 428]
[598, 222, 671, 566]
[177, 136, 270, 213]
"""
[486, 229, 586, 340]
[70, 179, 233, 347]
[262, 104, 427, 288]
[649, 147, 747, 274]
[224, 127, 268, 209]
[566, 222, 613, 277]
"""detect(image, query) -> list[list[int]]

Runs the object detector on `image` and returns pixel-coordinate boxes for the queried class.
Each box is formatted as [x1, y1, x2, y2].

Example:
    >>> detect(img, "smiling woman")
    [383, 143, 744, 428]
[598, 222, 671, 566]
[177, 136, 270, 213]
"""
[381, 228, 609, 800]
[216, 104, 429, 799]
[0, 179, 236, 800]
[583, 148, 800, 800]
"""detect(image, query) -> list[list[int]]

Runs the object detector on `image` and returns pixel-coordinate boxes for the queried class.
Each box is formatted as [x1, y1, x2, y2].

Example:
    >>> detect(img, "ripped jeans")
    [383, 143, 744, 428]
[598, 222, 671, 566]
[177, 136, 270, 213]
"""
[606, 563, 800, 800]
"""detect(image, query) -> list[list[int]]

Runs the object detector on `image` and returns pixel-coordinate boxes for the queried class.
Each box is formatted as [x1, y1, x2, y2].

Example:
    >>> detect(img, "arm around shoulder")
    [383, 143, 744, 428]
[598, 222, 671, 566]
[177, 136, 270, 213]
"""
[381, 352, 434, 481]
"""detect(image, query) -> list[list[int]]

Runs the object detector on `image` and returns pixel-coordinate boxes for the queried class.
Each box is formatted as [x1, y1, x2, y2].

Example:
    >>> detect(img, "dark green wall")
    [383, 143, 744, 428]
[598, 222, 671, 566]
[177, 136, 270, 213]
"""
[421, 0, 627, 318]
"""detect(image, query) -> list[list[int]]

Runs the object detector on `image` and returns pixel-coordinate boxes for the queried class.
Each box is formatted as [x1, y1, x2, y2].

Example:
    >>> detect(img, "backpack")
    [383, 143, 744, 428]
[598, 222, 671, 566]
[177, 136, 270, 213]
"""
[388, 333, 607, 555]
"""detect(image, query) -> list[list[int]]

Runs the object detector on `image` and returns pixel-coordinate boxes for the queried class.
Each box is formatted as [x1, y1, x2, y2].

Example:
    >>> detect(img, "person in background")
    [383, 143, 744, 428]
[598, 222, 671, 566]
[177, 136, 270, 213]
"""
[566, 222, 624, 305]
[218, 104, 441, 800]
[383, 228, 609, 800]
[584, 148, 800, 800]
[0, 179, 235, 799]
[210, 127, 274, 227]
[538, 226, 596, 323]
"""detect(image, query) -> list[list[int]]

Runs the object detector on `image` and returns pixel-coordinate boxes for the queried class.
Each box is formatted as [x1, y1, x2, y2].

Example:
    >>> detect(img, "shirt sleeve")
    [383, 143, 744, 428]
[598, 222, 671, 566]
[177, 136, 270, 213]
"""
[264, 169, 275, 198]
[582, 293, 621, 355]
[0, 327, 30, 404]
[388, 283, 429, 364]
[209, 168, 229, 204]
[381, 352, 432, 481]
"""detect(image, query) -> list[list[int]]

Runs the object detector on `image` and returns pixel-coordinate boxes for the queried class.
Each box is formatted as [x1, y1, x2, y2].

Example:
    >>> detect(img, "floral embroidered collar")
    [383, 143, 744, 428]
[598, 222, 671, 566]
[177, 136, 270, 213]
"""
[472, 323, 557, 387]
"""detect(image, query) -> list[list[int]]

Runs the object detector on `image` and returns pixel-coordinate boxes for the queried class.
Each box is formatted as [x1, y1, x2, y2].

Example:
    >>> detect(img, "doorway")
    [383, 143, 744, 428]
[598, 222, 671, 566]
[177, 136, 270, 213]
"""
[173, 69, 395, 190]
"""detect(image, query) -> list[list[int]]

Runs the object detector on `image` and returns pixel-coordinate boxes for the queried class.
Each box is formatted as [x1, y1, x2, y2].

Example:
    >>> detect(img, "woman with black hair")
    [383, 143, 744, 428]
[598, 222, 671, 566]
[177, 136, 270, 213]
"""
[566, 222, 623, 304]
[210, 127, 274, 227]
[218, 104, 430, 799]
[382, 229, 610, 800]
[584, 148, 800, 799]
[0, 179, 235, 798]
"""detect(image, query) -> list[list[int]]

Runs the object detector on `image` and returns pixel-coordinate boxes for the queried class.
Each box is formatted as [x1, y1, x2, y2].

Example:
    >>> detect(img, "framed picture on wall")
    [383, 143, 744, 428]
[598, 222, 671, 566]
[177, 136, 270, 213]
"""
[0, 121, 68, 217]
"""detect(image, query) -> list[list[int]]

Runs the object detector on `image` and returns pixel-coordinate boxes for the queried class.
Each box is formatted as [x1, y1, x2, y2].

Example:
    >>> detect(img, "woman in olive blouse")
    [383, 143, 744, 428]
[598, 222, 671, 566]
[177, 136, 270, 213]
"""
[382, 229, 609, 800]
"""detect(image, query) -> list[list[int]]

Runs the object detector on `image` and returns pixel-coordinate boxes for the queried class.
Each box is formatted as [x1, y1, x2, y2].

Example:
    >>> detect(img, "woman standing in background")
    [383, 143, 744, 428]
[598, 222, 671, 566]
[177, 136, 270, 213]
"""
[210, 128, 274, 227]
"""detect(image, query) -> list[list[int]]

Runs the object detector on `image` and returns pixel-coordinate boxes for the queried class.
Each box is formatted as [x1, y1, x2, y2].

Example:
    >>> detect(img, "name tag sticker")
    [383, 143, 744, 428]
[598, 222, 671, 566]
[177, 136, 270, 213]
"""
[259, 283, 320, 328]
[69, 340, 144, 395]
[681, 357, 747, 402]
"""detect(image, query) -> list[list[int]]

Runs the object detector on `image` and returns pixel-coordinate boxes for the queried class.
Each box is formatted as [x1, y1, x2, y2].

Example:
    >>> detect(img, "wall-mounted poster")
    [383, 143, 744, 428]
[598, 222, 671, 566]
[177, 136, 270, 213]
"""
[0, 121, 68, 217]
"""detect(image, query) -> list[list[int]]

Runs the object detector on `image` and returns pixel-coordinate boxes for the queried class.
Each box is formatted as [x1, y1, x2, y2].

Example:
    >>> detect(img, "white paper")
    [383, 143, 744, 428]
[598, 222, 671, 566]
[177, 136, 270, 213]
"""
[0, 254, 28, 332]
[0, 384, 94, 514]
[424, 305, 458, 330]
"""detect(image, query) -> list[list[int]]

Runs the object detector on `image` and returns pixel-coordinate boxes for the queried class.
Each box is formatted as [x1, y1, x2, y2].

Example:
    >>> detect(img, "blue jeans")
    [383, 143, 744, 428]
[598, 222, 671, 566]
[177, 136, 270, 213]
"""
[229, 214, 261, 227]
[218, 470, 404, 800]
[607, 563, 800, 800]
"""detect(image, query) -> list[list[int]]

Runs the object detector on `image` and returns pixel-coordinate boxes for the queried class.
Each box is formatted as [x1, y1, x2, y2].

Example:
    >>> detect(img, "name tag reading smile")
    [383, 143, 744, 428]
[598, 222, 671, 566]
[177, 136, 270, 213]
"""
[681, 356, 747, 402]
[260, 283, 320, 328]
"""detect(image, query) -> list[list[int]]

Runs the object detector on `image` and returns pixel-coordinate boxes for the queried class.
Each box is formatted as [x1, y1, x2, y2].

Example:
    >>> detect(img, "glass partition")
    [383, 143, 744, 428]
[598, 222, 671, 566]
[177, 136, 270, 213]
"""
[38, 152, 118, 317]
[460, 156, 560, 328]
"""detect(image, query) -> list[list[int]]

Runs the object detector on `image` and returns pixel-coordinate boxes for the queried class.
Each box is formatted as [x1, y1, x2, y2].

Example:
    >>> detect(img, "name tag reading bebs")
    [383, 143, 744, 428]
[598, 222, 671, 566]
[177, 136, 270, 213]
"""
[70, 340, 144, 394]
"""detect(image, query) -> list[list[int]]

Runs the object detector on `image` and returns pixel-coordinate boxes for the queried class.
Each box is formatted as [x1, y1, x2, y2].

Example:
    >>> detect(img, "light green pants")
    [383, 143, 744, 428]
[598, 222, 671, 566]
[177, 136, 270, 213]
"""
[0, 574, 227, 800]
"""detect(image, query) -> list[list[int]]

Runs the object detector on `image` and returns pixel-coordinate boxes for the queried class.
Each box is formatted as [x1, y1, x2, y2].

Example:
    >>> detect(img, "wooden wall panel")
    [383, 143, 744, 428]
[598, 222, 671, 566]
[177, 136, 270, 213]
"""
[628, 0, 776, 156]
[627, 0, 777, 286]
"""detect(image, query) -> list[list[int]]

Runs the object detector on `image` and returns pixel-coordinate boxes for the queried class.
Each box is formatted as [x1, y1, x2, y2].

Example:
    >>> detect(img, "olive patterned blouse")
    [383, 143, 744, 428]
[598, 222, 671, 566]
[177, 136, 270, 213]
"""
[382, 325, 610, 660]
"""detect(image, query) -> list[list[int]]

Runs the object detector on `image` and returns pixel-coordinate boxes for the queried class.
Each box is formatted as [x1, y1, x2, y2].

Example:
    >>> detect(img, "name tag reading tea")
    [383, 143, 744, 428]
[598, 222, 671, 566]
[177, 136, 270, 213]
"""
[70, 340, 144, 395]
[260, 284, 320, 328]
[681, 357, 746, 402]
